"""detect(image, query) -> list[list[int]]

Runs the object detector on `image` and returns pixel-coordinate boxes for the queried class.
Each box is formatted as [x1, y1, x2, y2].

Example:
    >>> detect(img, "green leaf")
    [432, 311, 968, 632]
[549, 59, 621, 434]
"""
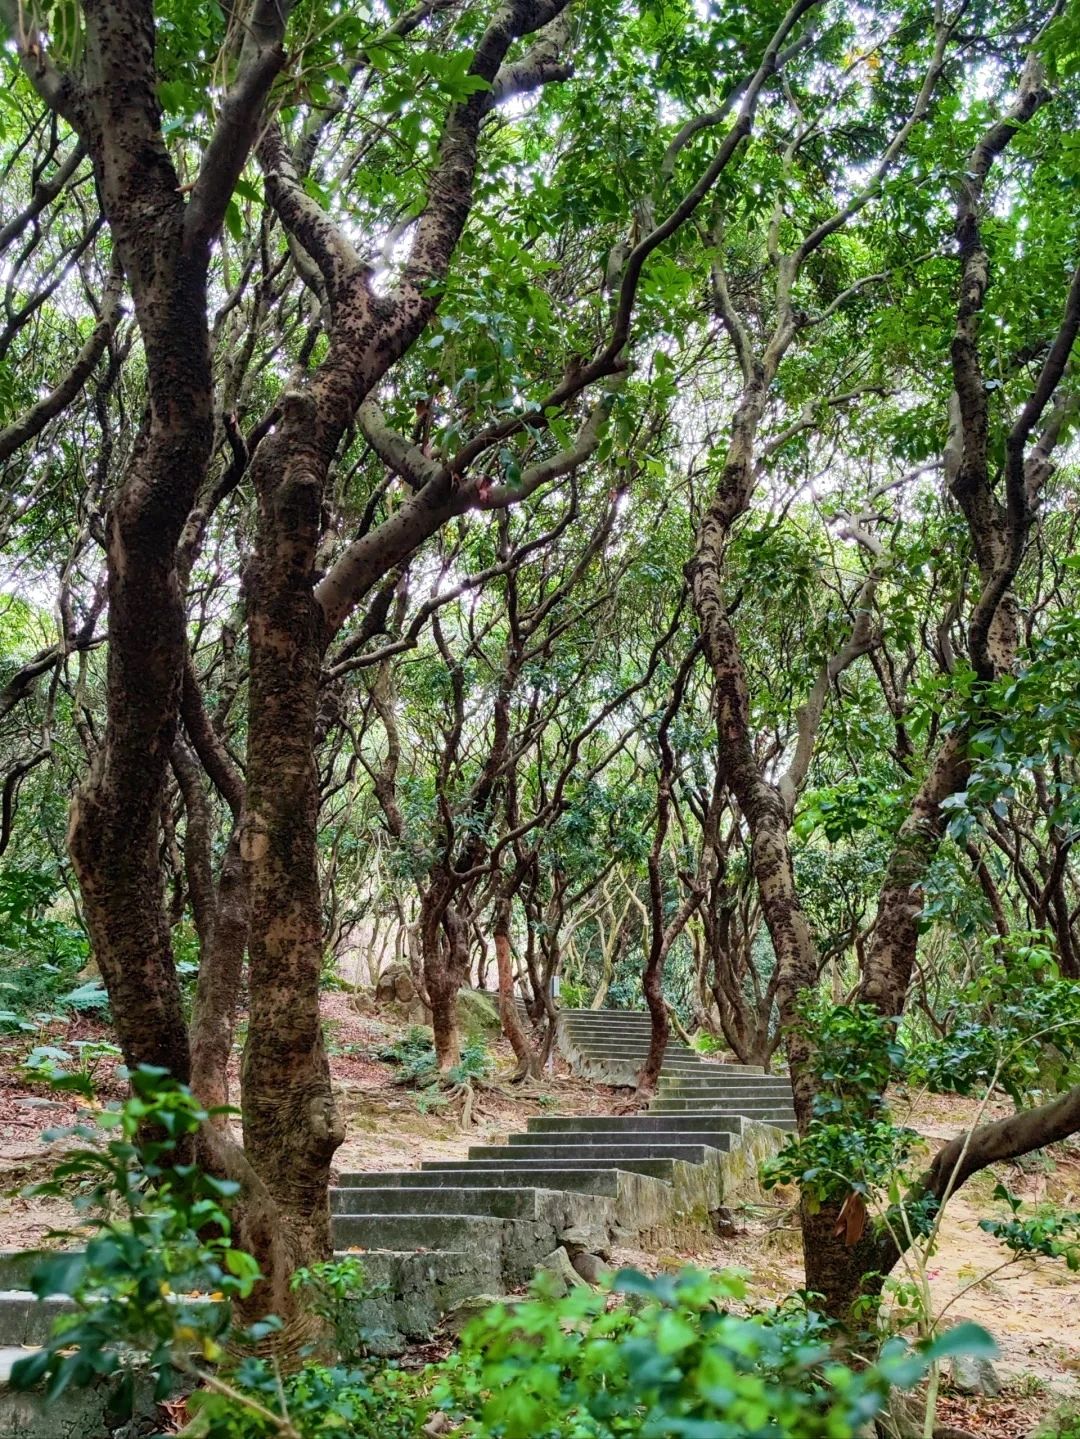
[925, 1323, 998, 1361]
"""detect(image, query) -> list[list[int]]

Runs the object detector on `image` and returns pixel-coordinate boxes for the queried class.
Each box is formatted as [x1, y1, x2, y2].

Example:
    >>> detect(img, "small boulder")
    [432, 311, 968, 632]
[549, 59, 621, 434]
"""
[375, 963, 418, 1006]
[571, 1252, 610, 1286]
[710, 1205, 739, 1238]
[560, 1224, 612, 1260]
[535, 1246, 588, 1298]
[440, 1294, 504, 1336]
[457, 987, 501, 1037]
[949, 1352, 1001, 1397]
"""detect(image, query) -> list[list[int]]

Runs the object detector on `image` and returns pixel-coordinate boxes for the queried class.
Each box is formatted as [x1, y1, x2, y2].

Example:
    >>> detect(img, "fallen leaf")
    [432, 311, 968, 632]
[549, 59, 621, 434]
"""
[834, 1192, 867, 1247]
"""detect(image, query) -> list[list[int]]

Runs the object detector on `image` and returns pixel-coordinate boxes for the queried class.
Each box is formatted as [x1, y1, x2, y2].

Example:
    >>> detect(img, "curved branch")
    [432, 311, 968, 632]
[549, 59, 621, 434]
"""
[0, 264, 124, 463]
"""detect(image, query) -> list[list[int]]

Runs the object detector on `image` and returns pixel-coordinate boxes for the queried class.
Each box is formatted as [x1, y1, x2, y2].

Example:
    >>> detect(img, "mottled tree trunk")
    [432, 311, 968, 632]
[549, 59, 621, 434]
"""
[495, 897, 541, 1080]
[190, 831, 249, 1115]
[66, 267, 214, 1092]
[858, 731, 969, 1017]
[239, 412, 344, 1315]
[427, 961, 462, 1070]
[421, 884, 469, 1070]
[638, 957, 670, 1094]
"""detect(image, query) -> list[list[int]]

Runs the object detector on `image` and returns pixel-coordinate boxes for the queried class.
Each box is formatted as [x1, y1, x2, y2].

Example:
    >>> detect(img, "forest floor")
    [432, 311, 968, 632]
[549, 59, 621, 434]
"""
[0, 990, 1077, 1436]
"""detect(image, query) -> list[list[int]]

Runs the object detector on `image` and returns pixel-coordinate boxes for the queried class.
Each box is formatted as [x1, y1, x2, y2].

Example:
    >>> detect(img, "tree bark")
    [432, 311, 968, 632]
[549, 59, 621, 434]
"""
[494, 897, 541, 1080]
[239, 403, 345, 1302]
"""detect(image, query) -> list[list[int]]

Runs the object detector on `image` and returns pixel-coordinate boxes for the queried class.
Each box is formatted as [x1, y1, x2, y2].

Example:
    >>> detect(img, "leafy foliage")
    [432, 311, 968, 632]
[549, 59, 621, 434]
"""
[376, 1025, 493, 1088]
[766, 999, 920, 1211]
[978, 1184, 1080, 1272]
[11, 1069, 260, 1409]
[908, 932, 1080, 1106]
[0, 864, 93, 1018]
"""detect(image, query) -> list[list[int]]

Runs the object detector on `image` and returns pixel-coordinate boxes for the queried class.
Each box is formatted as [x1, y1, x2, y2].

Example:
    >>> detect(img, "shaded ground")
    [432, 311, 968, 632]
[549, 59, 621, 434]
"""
[1, 997, 1078, 1432]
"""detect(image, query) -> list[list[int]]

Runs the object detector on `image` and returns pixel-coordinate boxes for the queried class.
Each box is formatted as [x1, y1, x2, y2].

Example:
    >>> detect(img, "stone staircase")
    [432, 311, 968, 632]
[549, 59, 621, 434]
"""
[552, 1007, 794, 1128]
[0, 1007, 796, 1431]
[325, 1008, 794, 1314]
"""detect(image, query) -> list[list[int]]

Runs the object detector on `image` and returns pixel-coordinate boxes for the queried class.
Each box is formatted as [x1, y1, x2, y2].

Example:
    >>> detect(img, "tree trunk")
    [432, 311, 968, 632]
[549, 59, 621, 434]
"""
[422, 886, 469, 1071]
[190, 830, 249, 1115]
[638, 950, 670, 1095]
[859, 730, 969, 1017]
[67, 402, 212, 1089]
[494, 897, 541, 1080]
[428, 962, 462, 1070]
[239, 415, 344, 1315]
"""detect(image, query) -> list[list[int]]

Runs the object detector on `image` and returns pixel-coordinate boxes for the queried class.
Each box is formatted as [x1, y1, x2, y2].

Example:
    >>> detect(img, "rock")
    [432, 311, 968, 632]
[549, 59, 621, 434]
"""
[439, 1294, 504, 1336]
[710, 1205, 739, 1238]
[457, 988, 500, 1038]
[949, 1353, 1000, 1397]
[559, 1224, 612, 1260]
[375, 963, 418, 1006]
[571, 1252, 610, 1286]
[534, 1246, 587, 1298]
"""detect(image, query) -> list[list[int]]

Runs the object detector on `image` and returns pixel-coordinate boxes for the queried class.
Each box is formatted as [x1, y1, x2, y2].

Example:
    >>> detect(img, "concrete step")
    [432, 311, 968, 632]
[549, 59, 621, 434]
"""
[558, 1008, 656, 1018]
[332, 1187, 546, 1219]
[569, 1051, 761, 1073]
[466, 1142, 719, 1164]
[648, 1103, 796, 1130]
[0, 1292, 74, 1346]
[648, 1094, 791, 1106]
[527, 1114, 743, 1135]
[655, 1082, 793, 1097]
[507, 1128, 732, 1150]
[422, 1157, 678, 1179]
[651, 1103, 792, 1117]
[560, 1030, 698, 1047]
[0, 1253, 44, 1290]
[359, 1168, 624, 1195]
[563, 1050, 706, 1065]
[657, 1080, 791, 1096]
[569, 1051, 706, 1064]
[332, 1212, 506, 1253]
[648, 1095, 794, 1110]
[650, 1099, 794, 1118]
[652, 1106, 793, 1117]
[558, 1030, 696, 1044]
[338, 1168, 619, 1194]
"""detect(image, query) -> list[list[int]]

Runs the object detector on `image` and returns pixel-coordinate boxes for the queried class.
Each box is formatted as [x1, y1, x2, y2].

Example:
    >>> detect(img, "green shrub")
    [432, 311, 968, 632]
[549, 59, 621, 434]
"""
[376, 1025, 438, 1084]
[1038, 1405, 1080, 1439]
[764, 998, 920, 1212]
[289, 1257, 391, 1359]
[11, 1068, 260, 1409]
[377, 1027, 493, 1088]
[0, 863, 94, 1017]
[691, 1029, 724, 1055]
[431, 1269, 979, 1439]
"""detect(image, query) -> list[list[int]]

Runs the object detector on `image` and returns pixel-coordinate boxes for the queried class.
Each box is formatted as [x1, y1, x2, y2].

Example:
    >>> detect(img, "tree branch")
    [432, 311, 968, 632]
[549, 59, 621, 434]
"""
[0, 264, 124, 463]
[186, 0, 296, 250]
